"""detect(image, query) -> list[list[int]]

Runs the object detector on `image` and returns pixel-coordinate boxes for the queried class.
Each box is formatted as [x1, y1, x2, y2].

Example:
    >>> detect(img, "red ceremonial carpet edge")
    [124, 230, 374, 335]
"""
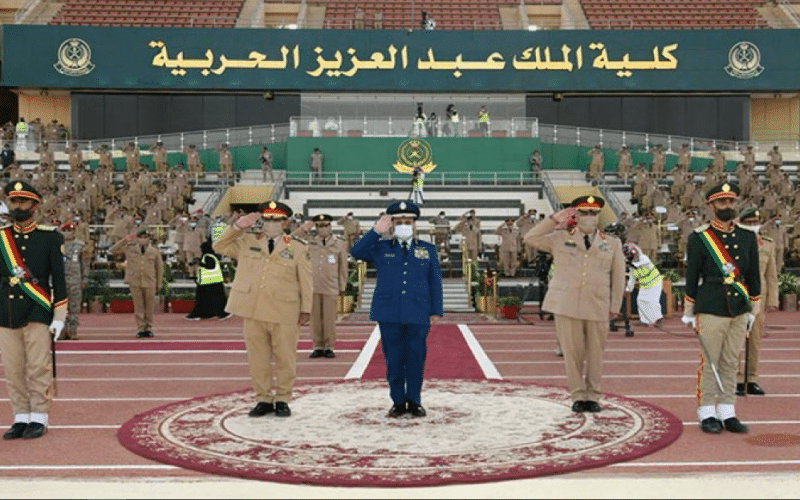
[117, 324, 683, 487]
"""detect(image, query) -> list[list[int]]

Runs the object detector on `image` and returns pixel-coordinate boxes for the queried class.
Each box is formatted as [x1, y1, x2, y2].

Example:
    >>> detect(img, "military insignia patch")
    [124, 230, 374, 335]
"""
[565, 241, 577, 247]
[279, 249, 293, 259]
[414, 248, 429, 260]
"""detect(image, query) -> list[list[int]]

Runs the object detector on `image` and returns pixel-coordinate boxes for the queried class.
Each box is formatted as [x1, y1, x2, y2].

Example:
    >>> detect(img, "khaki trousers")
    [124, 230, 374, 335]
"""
[737, 311, 764, 383]
[311, 293, 337, 350]
[464, 245, 479, 262]
[243, 318, 300, 403]
[501, 249, 518, 276]
[130, 285, 156, 332]
[554, 315, 608, 402]
[0, 322, 53, 416]
[696, 313, 748, 407]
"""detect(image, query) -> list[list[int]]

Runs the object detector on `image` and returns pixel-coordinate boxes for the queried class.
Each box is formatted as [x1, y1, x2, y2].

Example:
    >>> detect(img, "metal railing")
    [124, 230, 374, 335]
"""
[289, 116, 539, 139]
[540, 171, 563, 211]
[284, 170, 542, 187]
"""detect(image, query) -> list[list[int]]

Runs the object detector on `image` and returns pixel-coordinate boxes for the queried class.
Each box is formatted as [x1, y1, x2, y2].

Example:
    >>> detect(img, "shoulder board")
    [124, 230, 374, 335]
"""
[290, 235, 307, 245]
[693, 224, 710, 233]
[735, 223, 756, 232]
[0, 224, 11, 230]
[37, 225, 57, 231]
[761, 235, 774, 242]
[333, 235, 344, 241]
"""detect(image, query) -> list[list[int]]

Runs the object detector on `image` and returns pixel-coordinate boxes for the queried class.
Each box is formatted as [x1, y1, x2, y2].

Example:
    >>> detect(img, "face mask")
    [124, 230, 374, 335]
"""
[775, 220, 781, 226]
[10, 209, 33, 223]
[316, 226, 332, 238]
[135, 220, 142, 226]
[714, 209, 736, 222]
[189, 222, 197, 229]
[262, 220, 284, 238]
[394, 224, 414, 241]
[577, 215, 599, 232]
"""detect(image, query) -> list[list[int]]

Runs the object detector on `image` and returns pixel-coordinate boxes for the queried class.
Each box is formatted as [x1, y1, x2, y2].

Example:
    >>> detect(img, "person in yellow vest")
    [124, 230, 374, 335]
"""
[735, 208, 778, 396]
[185, 239, 230, 321]
[477, 106, 490, 137]
[411, 166, 425, 205]
[623, 242, 663, 327]
[14, 118, 28, 151]
[294, 214, 348, 358]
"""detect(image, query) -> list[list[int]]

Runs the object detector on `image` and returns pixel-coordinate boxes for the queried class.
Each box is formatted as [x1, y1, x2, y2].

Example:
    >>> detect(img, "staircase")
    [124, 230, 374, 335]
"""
[357, 278, 474, 313]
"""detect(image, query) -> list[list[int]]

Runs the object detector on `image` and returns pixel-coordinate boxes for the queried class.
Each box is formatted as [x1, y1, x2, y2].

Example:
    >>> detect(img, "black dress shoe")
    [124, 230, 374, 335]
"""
[723, 417, 749, 433]
[274, 402, 291, 417]
[700, 417, 723, 434]
[584, 401, 602, 413]
[309, 349, 324, 358]
[387, 403, 406, 418]
[136, 331, 154, 338]
[736, 383, 745, 396]
[747, 382, 766, 395]
[407, 402, 426, 417]
[248, 402, 274, 417]
[21, 422, 47, 439]
[571, 401, 587, 413]
[324, 349, 335, 358]
[3, 423, 27, 440]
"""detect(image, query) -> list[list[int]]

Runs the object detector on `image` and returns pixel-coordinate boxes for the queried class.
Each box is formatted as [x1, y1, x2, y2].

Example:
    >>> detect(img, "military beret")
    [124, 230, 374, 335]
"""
[386, 200, 420, 219]
[3, 180, 41, 203]
[571, 195, 604, 211]
[738, 207, 762, 221]
[313, 214, 333, 223]
[257, 200, 292, 219]
[706, 182, 740, 203]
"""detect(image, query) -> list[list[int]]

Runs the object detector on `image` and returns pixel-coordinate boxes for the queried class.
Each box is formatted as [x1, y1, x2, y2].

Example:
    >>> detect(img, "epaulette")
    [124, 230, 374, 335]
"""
[693, 224, 710, 233]
[37, 225, 57, 231]
[0, 224, 10, 230]
[761, 235, 774, 242]
[289, 234, 307, 245]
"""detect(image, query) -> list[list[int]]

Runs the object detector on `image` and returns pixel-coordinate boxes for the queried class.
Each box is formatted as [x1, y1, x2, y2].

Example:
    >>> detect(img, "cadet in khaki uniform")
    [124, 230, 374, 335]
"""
[428, 211, 451, 253]
[525, 196, 624, 412]
[59, 222, 86, 340]
[183, 144, 203, 177]
[735, 208, 778, 396]
[587, 145, 604, 180]
[66, 143, 83, 172]
[0, 181, 67, 440]
[122, 142, 140, 175]
[213, 201, 312, 418]
[110, 228, 164, 338]
[615, 145, 632, 180]
[677, 143, 691, 171]
[649, 144, 666, 178]
[496, 219, 521, 277]
[149, 141, 169, 173]
[454, 210, 482, 262]
[516, 209, 537, 265]
[294, 214, 348, 358]
[216, 143, 233, 180]
[337, 212, 361, 251]
[682, 182, 760, 434]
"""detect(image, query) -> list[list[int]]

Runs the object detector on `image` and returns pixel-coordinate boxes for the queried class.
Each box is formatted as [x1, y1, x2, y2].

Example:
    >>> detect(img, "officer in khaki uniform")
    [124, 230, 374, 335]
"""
[428, 211, 451, 253]
[454, 210, 482, 262]
[682, 182, 760, 434]
[59, 222, 86, 340]
[735, 208, 778, 396]
[294, 214, 348, 358]
[1, 180, 67, 440]
[524, 195, 625, 413]
[149, 141, 169, 173]
[213, 201, 312, 418]
[66, 143, 83, 172]
[337, 212, 361, 251]
[496, 219, 521, 277]
[110, 228, 164, 338]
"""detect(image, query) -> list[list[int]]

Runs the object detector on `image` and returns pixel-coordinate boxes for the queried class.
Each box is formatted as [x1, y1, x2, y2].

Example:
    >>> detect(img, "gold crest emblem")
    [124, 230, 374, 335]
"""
[269, 201, 276, 209]
[54, 38, 95, 77]
[392, 138, 437, 174]
[587, 196, 595, 204]
[722, 184, 730, 192]
[14, 182, 22, 191]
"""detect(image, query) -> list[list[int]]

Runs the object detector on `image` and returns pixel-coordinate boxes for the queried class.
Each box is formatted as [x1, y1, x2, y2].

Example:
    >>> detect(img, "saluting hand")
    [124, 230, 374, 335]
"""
[234, 212, 261, 229]
[374, 214, 393, 235]
[301, 221, 315, 232]
[551, 207, 577, 228]
[124, 234, 136, 242]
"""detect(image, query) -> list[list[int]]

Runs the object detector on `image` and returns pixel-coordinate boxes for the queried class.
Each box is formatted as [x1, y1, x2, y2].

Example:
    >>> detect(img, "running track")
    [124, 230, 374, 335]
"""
[1, 311, 799, 488]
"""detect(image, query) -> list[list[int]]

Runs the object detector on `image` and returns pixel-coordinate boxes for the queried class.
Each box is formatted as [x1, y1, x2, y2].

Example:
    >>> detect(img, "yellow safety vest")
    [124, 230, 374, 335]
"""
[197, 254, 224, 285]
[633, 264, 662, 289]
[16, 122, 27, 134]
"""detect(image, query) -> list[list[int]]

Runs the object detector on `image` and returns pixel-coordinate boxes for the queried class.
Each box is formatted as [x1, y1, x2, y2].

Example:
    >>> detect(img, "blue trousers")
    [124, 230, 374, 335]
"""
[378, 322, 429, 406]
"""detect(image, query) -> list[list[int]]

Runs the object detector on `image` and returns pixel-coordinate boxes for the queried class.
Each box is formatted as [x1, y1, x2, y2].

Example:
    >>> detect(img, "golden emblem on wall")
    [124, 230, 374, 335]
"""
[54, 38, 96, 77]
[392, 138, 437, 174]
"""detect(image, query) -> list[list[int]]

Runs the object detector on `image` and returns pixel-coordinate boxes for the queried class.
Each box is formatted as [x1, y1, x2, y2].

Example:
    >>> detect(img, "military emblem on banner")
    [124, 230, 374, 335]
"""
[54, 38, 96, 77]
[392, 138, 437, 174]
[725, 41, 763, 80]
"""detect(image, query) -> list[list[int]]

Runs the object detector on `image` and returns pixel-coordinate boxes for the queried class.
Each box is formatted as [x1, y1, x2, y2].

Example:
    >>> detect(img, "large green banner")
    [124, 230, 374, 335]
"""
[1, 25, 795, 91]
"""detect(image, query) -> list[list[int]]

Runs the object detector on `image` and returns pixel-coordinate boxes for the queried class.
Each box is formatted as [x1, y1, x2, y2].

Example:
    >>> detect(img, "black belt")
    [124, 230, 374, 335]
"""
[704, 276, 742, 284]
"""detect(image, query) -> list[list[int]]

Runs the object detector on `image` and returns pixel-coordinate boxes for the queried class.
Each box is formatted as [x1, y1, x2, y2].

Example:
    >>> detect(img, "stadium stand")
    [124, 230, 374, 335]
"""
[49, 0, 245, 28]
[580, 0, 770, 29]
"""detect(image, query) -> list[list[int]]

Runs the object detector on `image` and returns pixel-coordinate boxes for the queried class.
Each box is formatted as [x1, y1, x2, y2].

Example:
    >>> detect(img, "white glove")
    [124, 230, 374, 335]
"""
[681, 314, 696, 330]
[49, 320, 64, 342]
[746, 313, 756, 333]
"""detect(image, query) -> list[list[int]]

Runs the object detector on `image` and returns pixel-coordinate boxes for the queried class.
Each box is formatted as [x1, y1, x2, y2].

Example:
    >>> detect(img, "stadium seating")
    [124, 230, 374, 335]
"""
[49, 0, 244, 28]
[580, 0, 769, 29]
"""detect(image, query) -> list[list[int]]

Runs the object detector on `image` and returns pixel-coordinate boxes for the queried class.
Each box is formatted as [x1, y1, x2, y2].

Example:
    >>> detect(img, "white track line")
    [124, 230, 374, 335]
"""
[0, 465, 179, 471]
[457, 324, 502, 379]
[344, 325, 381, 379]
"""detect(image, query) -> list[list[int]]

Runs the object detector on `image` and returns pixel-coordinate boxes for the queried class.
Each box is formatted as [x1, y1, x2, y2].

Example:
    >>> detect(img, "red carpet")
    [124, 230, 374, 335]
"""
[56, 341, 364, 351]
[362, 323, 484, 380]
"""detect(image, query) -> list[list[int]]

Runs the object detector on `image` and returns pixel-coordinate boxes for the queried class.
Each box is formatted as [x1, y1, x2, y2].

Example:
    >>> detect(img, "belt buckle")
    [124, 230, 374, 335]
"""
[723, 276, 734, 285]
[9, 277, 19, 286]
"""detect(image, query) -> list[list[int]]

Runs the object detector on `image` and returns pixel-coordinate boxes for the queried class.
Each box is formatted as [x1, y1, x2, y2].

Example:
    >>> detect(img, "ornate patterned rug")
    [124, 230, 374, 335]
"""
[118, 379, 682, 486]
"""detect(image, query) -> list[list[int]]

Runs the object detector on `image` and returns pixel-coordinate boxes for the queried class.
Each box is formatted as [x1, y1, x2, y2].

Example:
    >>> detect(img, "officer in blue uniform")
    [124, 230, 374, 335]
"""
[351, 200, 443, 418]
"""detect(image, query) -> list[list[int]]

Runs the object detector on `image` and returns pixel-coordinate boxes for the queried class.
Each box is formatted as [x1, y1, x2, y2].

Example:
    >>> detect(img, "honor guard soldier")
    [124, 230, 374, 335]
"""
[524, 195, 625, 413]
[351, 200, 443, 418]
[1, 180, 67, 440]
[213, 201, 312, 418]
[60, 222, 86, 340]
[735, 208, 778, 396]
[110, 227, 164, 338]
[293, 214, 348, 358]
[682, 182, 760, 434]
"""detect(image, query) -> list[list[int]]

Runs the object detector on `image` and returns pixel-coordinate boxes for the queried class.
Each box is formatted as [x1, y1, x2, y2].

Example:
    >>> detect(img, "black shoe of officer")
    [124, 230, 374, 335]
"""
[407, 402, 426, 418]
[723, 417, 749, 434]
[248, 402, 274, 417]
[735, 383, 745, 396]
[700, 417, 723, 434]
[571, 401, 587, 413]
[309, 349, 324, 358]
[3, 423, 27, 440]
[324, 349, 335, 358]
[274, 402, 291, 417]
[747, 382, 766, 395]
[21, 422, 47, 439]
[387, 403, 406, 418]
[584, 401, 602, 413]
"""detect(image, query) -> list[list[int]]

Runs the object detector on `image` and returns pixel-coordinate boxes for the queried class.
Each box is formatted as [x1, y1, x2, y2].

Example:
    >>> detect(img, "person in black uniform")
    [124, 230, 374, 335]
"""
[0, 180, 67, 440]
[682, 182, 760, 435]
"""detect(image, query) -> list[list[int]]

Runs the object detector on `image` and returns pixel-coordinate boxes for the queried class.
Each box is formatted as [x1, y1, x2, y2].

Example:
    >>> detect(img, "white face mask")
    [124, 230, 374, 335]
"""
[394, 224, 414, 241]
